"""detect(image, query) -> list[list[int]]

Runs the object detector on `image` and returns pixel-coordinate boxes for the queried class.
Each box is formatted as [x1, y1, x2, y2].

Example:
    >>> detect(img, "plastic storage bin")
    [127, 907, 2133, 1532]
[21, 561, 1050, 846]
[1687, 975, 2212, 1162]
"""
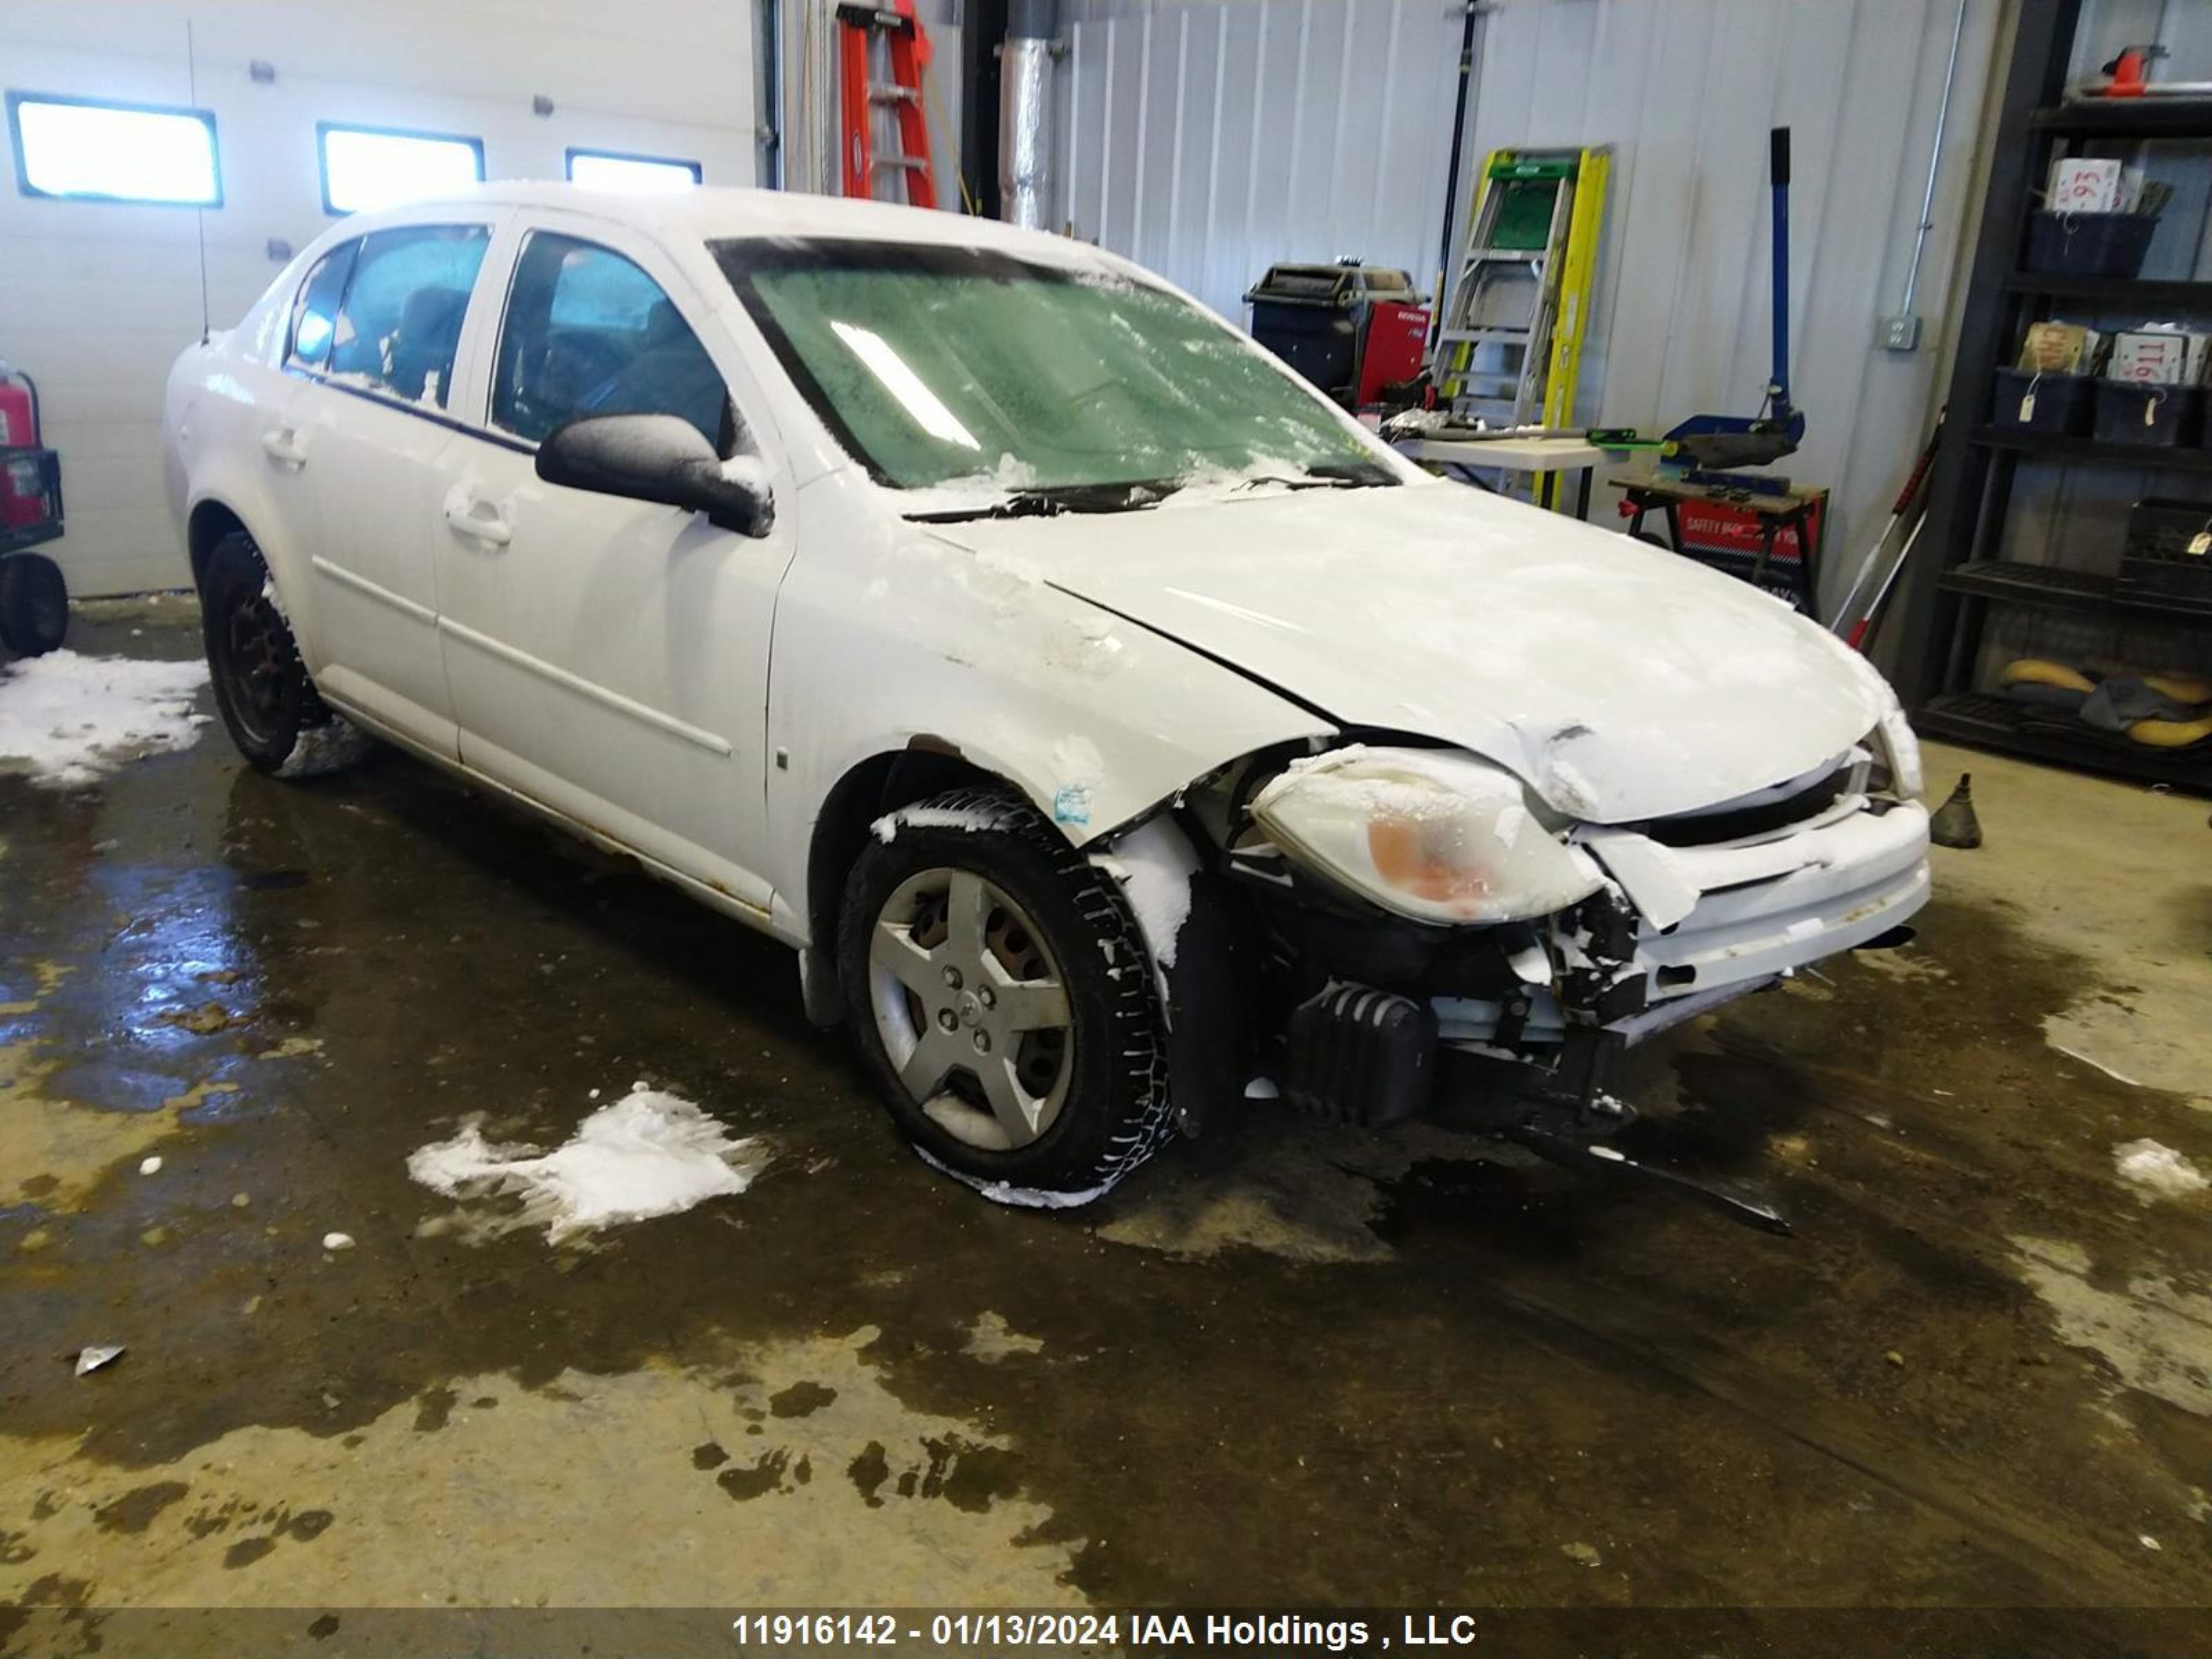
[1990, 368, 2095, 434]
[2092, 380, 2204, 447]
[2116, 496, 2212, 614]
[2023, 211, 2157, 278]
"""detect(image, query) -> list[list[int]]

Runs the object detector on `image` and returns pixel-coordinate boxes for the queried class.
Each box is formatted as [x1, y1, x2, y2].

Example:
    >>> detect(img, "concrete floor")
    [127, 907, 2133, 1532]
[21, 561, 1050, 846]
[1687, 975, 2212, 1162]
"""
[4, 603, 2211, 1651]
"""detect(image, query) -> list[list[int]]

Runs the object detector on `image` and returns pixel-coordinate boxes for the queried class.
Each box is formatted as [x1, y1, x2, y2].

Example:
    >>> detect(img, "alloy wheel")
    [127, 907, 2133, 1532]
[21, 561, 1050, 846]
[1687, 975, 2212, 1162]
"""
[866, 866, 1074, 1152]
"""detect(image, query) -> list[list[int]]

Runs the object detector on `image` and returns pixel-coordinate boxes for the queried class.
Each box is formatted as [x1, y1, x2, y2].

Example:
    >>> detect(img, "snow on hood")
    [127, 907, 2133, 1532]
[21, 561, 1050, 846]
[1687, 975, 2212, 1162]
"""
[931, 482, 1890, 824]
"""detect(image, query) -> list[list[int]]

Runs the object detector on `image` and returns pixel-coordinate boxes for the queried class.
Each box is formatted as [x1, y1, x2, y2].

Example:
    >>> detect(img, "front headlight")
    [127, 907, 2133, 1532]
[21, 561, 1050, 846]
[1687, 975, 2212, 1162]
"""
[1250, 746, 1605, 925]
[1873, 698, 1924, 800]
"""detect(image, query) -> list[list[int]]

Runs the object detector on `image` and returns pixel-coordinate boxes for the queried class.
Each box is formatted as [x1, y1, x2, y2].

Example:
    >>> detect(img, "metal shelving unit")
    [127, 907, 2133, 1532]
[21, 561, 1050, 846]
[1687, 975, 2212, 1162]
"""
[1893, 0, 2212, 789]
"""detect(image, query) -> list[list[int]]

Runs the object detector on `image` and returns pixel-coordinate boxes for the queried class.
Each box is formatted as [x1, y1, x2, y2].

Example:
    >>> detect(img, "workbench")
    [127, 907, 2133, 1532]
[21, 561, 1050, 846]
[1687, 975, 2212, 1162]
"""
[1395, 435, 1609, 519]
[1610, 470, 1827, 616]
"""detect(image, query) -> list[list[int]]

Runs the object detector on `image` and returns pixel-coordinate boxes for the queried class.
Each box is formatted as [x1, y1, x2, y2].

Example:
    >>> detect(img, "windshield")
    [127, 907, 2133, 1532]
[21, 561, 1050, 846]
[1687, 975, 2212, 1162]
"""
[711, 238, 1394, 507]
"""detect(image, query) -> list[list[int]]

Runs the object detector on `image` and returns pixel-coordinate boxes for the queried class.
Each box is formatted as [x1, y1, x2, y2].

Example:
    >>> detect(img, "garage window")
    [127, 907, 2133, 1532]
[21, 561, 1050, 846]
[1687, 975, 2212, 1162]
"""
[6, 91, 221, 206]
[326, 225, 489, 406]
[566, 149, 702, 193]
[318, 122, 484, 216]
[491, 233, 729, 448]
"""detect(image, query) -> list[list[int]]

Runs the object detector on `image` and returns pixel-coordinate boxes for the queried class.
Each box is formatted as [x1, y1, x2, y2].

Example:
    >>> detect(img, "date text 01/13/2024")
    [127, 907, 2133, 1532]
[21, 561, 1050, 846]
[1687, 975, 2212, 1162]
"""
[728, 1613, 1485, 1650]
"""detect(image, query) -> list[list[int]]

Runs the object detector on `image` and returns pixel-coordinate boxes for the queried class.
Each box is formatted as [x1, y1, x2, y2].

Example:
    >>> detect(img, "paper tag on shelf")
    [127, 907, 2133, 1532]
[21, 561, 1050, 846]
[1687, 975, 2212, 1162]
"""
[2019, 392, 2036, 421]
[2147, 395, 2160, 427]
[2188, 531, 2211, 558]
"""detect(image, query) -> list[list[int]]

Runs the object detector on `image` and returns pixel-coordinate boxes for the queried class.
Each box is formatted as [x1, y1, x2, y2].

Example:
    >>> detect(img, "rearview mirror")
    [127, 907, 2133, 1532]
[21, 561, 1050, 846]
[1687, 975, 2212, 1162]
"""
[536, 414, 774, 538]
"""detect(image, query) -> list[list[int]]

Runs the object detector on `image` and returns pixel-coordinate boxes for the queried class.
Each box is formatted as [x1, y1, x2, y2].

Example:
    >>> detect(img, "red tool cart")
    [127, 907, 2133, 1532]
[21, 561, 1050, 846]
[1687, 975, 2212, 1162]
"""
[1245, 261, 1431, 411]
[0, 360, 68, 658]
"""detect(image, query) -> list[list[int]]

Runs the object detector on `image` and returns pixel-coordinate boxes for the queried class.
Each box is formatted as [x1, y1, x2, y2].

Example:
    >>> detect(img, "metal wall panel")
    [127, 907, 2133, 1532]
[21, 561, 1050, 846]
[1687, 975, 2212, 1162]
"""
[1055, 0, 2009, 621]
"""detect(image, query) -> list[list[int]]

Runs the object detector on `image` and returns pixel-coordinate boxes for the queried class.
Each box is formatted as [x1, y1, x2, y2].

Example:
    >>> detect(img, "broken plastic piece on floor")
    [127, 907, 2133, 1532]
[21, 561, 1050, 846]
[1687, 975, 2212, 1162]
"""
[1929, 773, 1983, 848]
[75, 1345, 124, 1376]
[138, 1156, 162, 1175]
[321, 1231, 355, 1252]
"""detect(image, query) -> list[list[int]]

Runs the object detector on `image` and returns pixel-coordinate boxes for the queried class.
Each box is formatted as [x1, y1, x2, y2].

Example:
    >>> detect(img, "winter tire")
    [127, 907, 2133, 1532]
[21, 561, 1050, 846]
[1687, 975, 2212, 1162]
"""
[200, 530, 372, 778]
[0, 552, 68, 657]
[838, 787, 1174, 1199]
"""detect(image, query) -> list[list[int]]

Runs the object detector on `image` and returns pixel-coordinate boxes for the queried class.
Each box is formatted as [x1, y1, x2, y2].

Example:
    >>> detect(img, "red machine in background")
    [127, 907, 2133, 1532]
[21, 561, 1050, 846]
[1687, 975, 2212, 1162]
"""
[0, 360, 67, 657]
[1245, 261, 1431, 412]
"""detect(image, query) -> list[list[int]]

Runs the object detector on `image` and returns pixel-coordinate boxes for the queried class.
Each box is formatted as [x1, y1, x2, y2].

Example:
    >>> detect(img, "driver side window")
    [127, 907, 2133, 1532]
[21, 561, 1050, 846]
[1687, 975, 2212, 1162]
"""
[491, 232, 732, 450]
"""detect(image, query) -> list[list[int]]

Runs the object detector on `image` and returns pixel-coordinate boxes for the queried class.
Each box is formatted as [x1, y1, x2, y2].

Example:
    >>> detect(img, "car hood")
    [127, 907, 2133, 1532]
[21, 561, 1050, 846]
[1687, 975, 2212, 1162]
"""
[931, 481, 1889, 824]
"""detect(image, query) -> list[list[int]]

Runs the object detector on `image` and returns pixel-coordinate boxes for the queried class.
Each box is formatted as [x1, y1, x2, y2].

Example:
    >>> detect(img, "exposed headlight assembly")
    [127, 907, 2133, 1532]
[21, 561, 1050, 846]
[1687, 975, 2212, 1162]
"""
[1250, 746, 1605, 926]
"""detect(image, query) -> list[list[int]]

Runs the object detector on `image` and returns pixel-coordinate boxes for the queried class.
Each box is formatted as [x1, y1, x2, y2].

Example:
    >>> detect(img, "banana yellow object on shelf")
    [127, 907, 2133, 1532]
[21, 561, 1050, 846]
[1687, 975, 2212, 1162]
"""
[2000, 658, 2097, 693]
[2128, 714, 2212, 749]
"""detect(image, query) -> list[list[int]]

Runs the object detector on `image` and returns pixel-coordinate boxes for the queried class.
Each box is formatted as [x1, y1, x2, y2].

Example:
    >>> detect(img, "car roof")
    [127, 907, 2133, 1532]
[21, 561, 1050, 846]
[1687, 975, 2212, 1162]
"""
[335, 182, 1111, 266]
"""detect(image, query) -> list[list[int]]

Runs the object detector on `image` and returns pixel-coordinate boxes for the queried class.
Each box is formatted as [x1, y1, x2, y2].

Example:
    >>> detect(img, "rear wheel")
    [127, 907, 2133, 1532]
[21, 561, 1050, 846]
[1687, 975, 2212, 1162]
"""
[837, 789, 1174, 1199]
[0, 552, 68, 657]
[200, 531, 371, 778]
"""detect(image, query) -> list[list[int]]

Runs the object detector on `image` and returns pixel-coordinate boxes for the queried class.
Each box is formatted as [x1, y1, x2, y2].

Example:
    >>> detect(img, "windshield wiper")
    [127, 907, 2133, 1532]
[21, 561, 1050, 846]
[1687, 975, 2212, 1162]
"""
[906, 482, 1162, 523]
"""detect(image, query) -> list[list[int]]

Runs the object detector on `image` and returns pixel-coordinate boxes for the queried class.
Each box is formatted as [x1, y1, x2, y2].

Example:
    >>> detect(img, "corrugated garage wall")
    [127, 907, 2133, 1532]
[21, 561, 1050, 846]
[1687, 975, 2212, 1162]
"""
[1053, 0, 2007, 620]
[0, 0, 756, 597]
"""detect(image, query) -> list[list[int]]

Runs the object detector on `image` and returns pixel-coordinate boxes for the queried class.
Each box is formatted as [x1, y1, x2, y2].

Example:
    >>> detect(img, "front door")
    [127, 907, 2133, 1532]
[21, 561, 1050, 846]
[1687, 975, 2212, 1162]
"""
[434, 220, 794, 913]
[297, 219, 498, 756]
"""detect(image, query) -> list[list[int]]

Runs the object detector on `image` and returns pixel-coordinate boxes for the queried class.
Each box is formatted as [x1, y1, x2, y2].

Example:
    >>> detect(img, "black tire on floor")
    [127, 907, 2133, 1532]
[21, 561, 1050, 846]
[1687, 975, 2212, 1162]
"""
[0, 552, 68, 657]
[199, 529, 371, 778]
[837, 787, 1175, 1198]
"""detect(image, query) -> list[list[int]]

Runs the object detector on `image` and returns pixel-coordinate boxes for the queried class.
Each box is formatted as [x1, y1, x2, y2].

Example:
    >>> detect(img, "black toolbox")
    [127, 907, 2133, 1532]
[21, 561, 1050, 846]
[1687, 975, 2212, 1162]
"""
[2093, 380, 2204, 447]
[2117, 496, 2212, 615]
[1990, 367, 2095, 434]
[2024, 210, 2158, 277]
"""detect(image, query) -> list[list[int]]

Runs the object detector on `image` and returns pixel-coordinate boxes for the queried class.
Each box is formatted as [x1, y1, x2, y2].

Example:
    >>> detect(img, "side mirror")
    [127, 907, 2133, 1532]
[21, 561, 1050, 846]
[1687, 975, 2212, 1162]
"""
[536, 413, 774, 538]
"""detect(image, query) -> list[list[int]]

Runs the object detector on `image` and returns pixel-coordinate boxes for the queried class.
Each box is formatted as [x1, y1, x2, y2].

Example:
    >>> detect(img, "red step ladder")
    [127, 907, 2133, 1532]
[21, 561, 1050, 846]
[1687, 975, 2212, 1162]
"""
[838, 1, 939, 209]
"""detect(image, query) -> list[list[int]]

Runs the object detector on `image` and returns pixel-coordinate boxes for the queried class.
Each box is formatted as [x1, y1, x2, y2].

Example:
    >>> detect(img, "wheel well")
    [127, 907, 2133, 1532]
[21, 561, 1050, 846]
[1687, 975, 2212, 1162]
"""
[805, 745, 1016, 1019]
[187, 500, 249, 590]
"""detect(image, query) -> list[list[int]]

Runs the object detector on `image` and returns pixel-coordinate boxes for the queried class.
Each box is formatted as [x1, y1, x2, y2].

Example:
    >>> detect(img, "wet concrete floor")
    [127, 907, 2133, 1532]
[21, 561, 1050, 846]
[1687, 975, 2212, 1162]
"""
[3, 604, 2210, 1649]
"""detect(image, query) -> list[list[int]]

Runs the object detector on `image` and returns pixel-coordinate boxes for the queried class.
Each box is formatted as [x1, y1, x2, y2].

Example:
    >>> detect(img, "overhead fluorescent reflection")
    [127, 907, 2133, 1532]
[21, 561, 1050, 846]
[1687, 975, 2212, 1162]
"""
[830, 320, 980, 450]
[10, 95, 220, 205]
[320, 124, 483, 214]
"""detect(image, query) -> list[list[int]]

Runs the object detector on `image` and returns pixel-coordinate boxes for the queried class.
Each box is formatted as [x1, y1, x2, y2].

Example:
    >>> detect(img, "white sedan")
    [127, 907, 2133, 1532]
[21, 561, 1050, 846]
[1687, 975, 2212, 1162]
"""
[163, 184, 1929, 1220]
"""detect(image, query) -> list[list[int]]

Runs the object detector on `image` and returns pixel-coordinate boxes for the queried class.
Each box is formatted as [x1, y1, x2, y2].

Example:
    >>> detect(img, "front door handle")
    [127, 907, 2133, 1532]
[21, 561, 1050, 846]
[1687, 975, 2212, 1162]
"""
[259, 427, 308, 467]
[443, 491, 513, 547]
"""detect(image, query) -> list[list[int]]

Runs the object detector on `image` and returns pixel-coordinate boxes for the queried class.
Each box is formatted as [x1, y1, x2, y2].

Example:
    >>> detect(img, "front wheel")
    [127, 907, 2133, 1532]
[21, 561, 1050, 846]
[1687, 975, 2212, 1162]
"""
[200, 530, 371, 778]
[837, 789, 1174, 1200]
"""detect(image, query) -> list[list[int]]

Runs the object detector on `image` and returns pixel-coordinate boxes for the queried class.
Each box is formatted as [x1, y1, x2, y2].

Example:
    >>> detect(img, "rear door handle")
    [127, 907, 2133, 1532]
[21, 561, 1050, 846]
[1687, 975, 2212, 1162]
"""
[442, 491, 513, 547]
[260, 427, 308, 467]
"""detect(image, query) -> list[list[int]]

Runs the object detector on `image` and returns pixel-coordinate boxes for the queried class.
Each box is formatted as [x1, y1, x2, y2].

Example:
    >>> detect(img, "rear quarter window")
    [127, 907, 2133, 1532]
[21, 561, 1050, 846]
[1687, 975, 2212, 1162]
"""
[326, 224, 491, 408]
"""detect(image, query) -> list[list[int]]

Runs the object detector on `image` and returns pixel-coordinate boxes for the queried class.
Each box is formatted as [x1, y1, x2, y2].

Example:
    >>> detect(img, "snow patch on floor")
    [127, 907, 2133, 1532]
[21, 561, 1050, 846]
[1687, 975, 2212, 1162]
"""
[408, 1087, 766, 1244]
[2113, 1138, 2209, 1201]
[0, 650, 209, 786]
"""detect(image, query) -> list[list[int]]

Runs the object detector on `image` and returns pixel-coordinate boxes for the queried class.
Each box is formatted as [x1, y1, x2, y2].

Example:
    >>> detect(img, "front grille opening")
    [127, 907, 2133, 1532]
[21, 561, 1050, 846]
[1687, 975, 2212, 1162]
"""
[1641, 764, 1849, 847]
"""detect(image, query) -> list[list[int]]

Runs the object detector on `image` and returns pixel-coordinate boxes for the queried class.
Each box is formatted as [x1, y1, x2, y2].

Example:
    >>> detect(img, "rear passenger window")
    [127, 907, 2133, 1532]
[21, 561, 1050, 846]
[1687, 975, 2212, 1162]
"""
[491, 233, 729, 448]
[326, 224, 490, 407]
[288, 240, 358, 371]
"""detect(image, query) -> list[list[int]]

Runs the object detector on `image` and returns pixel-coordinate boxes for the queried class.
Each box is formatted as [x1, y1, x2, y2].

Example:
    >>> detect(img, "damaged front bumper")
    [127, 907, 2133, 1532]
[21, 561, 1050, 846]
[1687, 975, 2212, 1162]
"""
[1426, 795, 1931, 1056]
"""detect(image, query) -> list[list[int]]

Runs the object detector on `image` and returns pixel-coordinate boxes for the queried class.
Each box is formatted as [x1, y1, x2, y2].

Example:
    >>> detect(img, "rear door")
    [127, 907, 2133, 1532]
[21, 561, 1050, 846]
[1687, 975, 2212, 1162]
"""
[294, 216, 501, 755]
[433, 214, 796, 912]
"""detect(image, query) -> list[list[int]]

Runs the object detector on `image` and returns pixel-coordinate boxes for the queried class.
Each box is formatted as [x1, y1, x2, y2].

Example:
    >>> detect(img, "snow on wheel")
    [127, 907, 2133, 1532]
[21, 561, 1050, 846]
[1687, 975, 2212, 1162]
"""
[837, 788, 1174, 1202]
[199, 530, 373, 779]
